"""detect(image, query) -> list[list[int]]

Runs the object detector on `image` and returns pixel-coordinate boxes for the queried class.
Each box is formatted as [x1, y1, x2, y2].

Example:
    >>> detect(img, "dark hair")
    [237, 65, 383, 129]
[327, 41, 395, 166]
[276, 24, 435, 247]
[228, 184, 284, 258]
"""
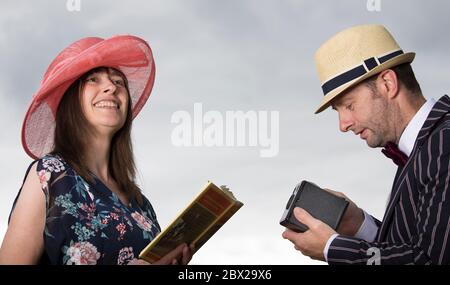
[50, 67, 143, 205]
[364, 63, 422, 96]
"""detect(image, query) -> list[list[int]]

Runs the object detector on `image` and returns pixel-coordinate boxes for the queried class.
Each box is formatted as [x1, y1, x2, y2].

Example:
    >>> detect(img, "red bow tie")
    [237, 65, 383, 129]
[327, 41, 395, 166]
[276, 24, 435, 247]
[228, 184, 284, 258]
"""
[381, 142, 408, 167]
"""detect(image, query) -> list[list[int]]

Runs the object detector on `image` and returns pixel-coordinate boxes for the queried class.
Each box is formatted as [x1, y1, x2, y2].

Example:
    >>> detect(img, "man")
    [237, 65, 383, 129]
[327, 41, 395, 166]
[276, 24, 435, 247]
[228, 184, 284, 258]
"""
[282, 24, 450, 265]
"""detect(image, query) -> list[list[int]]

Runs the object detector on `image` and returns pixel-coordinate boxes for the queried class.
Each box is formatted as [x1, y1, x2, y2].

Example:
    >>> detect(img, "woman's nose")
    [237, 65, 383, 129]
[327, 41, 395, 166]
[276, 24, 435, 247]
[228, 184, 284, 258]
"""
[102, 79, 117, 95]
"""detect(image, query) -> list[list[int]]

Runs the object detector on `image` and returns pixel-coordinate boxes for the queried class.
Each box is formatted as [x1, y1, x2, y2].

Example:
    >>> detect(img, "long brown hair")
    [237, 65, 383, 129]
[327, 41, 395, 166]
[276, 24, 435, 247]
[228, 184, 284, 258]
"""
[51, 67, 143, 205]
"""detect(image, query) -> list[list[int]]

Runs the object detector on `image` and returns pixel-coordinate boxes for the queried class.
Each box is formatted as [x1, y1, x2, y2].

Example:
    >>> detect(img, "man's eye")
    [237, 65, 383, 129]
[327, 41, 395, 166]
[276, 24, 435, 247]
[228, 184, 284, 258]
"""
[346, 104, 354, 111]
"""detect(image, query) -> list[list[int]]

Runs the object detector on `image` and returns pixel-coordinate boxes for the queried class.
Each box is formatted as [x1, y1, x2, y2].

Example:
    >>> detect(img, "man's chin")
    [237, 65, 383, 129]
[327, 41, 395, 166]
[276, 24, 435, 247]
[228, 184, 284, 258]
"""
[365, 139, 382, 148]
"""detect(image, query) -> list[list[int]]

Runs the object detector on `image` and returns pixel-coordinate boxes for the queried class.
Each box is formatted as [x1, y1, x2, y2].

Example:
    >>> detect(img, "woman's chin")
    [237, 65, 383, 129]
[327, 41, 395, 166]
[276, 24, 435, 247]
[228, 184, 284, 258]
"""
[92, 121, 124, 134]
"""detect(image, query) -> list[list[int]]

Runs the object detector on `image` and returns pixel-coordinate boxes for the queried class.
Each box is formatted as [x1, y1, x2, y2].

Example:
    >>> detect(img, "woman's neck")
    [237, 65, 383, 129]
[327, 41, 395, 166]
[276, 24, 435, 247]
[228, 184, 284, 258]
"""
[84, 134, 112, 183]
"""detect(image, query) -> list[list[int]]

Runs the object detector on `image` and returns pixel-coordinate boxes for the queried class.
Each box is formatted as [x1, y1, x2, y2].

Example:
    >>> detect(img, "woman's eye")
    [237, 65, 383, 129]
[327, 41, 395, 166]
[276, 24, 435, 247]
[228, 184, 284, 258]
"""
[86, 76, 97, 82]
[114, 80, 124, 86]
[110, 76, 124, 86]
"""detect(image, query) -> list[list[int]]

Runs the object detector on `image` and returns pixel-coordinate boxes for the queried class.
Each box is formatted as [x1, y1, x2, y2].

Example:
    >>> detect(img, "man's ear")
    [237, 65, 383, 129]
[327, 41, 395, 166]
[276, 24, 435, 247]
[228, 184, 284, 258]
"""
[376, 69, 399, 99]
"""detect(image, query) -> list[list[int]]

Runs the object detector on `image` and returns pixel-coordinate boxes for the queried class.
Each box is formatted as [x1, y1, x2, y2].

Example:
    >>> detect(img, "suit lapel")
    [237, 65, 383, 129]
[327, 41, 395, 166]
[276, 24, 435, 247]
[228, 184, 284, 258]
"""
[378, 95, 450, 241]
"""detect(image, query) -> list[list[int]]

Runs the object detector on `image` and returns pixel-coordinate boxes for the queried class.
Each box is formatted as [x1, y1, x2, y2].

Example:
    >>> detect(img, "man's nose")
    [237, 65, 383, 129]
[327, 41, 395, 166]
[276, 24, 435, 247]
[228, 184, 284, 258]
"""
[339, 114, 353, 133]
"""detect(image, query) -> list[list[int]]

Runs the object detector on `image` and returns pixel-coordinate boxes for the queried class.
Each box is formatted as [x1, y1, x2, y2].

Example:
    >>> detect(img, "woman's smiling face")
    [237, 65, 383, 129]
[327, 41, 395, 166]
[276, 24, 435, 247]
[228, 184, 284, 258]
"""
[80, 67, 129, 136]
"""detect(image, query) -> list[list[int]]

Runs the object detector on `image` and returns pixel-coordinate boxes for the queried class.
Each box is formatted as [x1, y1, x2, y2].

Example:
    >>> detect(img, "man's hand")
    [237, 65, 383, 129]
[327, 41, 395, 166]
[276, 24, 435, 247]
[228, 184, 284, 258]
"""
[323, 189, 365, 236]
[282, 208, 337, 261]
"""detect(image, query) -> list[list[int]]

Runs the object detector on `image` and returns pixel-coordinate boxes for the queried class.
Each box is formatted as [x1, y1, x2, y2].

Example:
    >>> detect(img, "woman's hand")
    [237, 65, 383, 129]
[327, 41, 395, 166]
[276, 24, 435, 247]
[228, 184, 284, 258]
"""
[128, 243, 195, 265]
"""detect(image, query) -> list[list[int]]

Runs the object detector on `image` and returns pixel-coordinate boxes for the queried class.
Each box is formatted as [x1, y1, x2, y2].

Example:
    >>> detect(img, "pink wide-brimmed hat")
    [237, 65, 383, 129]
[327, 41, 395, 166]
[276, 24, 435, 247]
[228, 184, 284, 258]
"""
[21, 35, 156, 159]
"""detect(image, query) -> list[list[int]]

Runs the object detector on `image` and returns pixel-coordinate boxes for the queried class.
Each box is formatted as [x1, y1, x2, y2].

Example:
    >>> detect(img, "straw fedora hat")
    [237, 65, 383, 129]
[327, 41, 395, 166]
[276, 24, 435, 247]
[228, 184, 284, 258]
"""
[314, 24, 415, 114]
[21, 35, 156, 159]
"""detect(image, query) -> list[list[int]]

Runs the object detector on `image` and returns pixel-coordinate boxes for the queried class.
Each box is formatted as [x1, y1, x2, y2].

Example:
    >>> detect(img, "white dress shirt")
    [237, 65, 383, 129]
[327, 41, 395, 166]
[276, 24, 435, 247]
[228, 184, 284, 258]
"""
[323, 98, 437, 263]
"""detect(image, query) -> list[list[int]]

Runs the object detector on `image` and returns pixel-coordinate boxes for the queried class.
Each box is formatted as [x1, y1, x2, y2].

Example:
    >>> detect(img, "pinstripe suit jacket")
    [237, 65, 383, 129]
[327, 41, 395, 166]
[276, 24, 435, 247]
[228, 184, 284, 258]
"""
[328, 95, 450, 265]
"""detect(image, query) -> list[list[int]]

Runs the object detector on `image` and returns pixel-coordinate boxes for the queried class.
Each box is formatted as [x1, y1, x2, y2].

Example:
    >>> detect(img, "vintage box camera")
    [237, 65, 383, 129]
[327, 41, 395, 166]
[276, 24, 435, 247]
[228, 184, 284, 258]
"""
[280, 181, 349, 232]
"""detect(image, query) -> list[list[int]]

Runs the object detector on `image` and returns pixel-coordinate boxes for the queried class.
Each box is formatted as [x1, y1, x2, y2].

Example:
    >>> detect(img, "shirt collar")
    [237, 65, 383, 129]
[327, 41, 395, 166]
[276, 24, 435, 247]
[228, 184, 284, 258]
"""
[398, 98, 436, 156]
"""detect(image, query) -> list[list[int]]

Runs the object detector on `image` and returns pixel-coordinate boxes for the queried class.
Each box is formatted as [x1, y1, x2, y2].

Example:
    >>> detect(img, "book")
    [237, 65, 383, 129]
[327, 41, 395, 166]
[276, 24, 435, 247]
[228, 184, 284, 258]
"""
[139, 181, 243, 263]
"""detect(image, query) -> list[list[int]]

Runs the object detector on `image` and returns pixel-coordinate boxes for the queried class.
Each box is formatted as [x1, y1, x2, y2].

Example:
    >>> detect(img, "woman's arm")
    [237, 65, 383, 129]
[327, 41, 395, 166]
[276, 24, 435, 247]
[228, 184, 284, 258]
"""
[0, 163, 46, 264]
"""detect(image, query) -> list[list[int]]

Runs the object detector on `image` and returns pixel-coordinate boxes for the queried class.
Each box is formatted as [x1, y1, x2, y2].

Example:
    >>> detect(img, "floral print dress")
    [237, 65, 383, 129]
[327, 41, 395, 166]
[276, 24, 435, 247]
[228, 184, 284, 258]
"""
[11, 154, 161, 265]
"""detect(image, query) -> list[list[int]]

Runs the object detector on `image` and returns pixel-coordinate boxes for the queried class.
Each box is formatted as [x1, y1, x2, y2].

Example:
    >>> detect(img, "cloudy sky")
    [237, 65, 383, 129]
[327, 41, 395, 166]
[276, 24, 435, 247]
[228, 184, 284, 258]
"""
[0, 0, 449, 265]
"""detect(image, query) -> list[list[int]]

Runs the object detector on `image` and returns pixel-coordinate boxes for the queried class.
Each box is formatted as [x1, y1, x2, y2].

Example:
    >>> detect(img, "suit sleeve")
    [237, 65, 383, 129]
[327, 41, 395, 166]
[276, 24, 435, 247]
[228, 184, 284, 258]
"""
[352, 211, 381, 242]
[327, 126, 450, 265]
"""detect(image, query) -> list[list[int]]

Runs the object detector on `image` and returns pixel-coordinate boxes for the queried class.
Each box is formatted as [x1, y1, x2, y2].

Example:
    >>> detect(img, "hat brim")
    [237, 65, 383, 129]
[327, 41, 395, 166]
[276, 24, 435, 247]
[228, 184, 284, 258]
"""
[314, 52, 415, 114]
[22, 35, 156, 159]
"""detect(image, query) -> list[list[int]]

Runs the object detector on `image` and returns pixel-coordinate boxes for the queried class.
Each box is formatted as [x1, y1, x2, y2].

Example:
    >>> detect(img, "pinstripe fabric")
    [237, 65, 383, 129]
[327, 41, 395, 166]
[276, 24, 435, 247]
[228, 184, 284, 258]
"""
[328, 95, 450, 265]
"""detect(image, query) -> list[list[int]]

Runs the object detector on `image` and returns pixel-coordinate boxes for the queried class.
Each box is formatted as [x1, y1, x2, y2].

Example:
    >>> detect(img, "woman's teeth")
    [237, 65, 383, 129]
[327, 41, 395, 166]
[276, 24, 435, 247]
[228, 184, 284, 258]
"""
[93, 100, 119, 109]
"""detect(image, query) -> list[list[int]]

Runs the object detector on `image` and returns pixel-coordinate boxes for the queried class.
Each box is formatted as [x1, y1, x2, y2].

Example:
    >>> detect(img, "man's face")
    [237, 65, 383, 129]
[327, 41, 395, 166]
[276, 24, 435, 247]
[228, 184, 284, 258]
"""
[331, 82, 393, 148]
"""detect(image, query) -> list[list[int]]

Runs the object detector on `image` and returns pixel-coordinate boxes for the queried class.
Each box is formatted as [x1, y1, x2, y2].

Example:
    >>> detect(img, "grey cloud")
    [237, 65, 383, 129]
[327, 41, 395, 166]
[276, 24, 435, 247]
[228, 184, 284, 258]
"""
[0, 0, 449, 264]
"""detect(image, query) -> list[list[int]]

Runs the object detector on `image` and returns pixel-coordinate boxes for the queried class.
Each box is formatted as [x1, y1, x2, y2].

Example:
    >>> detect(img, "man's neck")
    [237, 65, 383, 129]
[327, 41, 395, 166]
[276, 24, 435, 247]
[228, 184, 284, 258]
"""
[394, 93, 426, 144]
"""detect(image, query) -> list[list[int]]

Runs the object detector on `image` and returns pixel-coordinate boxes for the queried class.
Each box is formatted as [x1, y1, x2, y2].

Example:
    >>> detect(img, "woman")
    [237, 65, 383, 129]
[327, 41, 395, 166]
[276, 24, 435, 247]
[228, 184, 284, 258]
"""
[0, 36, 193, 265]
